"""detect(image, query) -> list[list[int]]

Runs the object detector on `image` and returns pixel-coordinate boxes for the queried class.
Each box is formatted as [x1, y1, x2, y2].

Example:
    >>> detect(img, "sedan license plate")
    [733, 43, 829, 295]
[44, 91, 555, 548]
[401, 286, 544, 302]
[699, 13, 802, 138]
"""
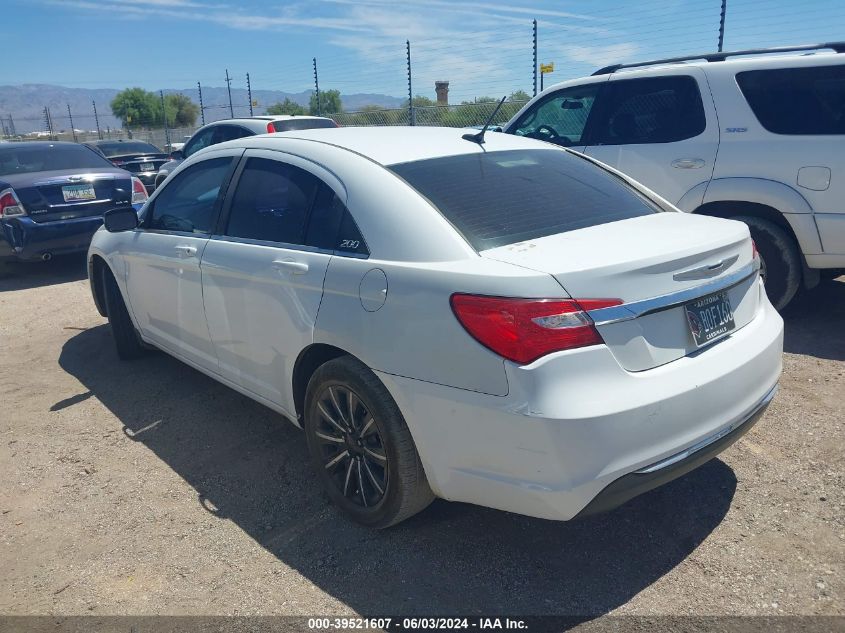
[139, 162, 155, 172]
[61, 183, 96, 202]
[685, 291, 735, 347]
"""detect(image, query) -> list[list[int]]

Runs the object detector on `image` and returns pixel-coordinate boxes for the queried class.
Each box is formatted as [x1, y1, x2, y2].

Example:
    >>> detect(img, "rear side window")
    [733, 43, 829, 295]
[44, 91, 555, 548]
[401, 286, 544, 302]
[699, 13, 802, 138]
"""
[389, 149, 661, 251]
[272, 119, 337, 132]
[148, 157, 232, 233]
[225, 157, 320, 244]
[736, 65, 845, 135]
[591, 75, 706, 145]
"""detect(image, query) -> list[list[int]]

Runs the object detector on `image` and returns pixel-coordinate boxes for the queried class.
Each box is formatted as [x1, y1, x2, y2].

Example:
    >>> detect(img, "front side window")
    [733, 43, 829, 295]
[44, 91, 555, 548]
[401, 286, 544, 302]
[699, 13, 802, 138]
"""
[591, 75, 706, 145]
[183, 127, 216, 158]
[736, 65, 845, 135]
[390, 149, 662, 251]
[147, 157, 232, 233]
[225, 158, 320, 244]
[509, 84, 600, 146]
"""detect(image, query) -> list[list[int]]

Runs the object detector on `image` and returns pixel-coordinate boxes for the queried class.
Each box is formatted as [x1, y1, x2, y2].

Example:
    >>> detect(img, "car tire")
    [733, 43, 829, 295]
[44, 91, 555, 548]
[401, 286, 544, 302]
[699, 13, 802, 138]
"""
[304, 356, 434, 528]
[734, 215, 801, 310]
[102, 267, 145, 360]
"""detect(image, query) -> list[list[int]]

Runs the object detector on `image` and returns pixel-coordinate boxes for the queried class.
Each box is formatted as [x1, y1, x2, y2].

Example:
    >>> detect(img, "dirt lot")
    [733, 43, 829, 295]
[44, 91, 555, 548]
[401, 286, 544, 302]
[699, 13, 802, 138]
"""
[0, 255, 842, 620]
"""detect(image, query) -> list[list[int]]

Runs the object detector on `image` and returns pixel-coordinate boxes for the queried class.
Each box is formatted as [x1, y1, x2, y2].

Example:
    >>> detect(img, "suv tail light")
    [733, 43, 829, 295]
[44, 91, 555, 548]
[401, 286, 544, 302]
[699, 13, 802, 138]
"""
[130, 177, 148, 204]
[0, 188, 26, 218]
[450, 294, 621, 365]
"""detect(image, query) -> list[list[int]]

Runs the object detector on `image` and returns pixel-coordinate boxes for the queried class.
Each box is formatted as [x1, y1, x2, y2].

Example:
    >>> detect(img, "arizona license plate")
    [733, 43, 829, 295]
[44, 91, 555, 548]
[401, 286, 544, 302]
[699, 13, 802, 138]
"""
[685, 291, 735, 347]
[139, 162, 155, 172]
[61, 183, 96, 202]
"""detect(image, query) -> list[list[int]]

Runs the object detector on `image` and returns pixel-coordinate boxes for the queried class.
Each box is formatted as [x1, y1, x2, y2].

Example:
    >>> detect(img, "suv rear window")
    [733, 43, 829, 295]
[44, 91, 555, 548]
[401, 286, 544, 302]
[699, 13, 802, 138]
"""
[389, 149, 662, 251]
[736, 65, 845, 135]
[272, 119, 337, 132]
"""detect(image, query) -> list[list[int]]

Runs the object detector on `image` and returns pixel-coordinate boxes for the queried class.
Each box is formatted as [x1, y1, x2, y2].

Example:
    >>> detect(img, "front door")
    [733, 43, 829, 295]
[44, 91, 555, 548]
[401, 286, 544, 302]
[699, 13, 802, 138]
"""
[123, 153, 237, 370]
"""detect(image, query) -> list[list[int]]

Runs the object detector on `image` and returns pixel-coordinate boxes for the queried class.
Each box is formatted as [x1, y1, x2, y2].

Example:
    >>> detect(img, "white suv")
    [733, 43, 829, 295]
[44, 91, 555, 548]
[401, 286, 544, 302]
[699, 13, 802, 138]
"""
[504, 42, 845, 309]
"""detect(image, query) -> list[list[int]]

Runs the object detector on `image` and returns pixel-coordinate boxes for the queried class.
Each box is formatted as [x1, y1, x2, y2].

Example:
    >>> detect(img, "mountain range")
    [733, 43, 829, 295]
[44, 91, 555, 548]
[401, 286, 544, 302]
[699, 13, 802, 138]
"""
[0, 84, 406, 133]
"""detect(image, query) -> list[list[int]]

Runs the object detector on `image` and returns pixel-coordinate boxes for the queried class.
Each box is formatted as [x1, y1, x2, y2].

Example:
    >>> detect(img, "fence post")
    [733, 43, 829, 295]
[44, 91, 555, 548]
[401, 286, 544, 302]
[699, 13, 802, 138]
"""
[8, 114, 16, 137]
[67, 104, 77, 142]
[406, 40, 415, 126]
[313, 58, 321, 116]
[225, 69, 234, 117]
[197, 82, 206, 125]
[44, 106, 54, 139]
[718, 0, 727, 52]
[246, 73, 254, 117]
[533, 19, 538, 97]
[92, 100, 102, 139]
[160, 90, 171, 149]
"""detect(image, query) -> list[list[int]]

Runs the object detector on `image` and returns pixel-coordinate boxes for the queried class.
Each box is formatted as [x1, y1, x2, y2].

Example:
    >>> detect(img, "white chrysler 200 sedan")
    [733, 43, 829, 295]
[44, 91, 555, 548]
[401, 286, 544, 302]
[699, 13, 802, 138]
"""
[87, 127, 783, 528]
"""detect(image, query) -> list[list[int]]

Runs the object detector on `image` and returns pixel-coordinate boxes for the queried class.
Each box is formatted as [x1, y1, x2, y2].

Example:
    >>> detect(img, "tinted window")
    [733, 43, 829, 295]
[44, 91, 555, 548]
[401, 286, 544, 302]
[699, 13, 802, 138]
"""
[93, 141, 161, 156]
[389, 149, 661, 251]
[510, 84, 600, 146]
[212, 125, 253, 144]
[302, 184, 369, 255]
[336, 210, 368, 256]
[225, 158, 320, 244]
[183, 127, 216, 157]
[272, 118, 338, 132]
[736, 65, 845, 135]
[592, 76, 706, 145]
[148, 157, 232, 233]
[0, 144, 112, 176]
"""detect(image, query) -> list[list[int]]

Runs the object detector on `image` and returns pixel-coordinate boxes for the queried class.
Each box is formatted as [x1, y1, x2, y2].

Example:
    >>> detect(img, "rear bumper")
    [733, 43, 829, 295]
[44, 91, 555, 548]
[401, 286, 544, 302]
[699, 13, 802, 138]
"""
[377, 280, 783, 521]
[0, 206, 141, 261]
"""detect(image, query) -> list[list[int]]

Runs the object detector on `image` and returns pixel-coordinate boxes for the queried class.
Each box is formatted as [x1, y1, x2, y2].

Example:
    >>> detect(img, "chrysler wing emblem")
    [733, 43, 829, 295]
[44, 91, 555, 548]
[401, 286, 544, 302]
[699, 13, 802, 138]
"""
[673, 255, 739, 281]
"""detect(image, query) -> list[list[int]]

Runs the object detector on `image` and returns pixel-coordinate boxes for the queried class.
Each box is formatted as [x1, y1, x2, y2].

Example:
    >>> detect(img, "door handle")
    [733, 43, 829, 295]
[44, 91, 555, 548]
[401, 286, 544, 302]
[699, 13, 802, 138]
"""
[671, 158, 705, 169]
[272, 259, 309, 274]
[174, 244, 197, 257]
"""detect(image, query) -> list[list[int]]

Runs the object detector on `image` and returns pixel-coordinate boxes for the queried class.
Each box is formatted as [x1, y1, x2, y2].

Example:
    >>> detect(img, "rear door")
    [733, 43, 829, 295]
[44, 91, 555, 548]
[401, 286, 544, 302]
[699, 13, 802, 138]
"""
[200, 150, 348, 412]
[584, 70, 719, 207]
[122, 151, 239, 370]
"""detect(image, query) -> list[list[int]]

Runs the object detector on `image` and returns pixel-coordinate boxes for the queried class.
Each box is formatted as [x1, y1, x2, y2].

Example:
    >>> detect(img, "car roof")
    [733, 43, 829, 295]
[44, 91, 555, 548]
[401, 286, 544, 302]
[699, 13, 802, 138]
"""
[242, 126, 552, 166]
[0, 141, 80, 149]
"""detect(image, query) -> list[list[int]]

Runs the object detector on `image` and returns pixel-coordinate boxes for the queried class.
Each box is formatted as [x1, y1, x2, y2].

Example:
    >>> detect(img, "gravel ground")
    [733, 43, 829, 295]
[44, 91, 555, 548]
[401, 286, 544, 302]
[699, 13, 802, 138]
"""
[0, 255, 842, 619]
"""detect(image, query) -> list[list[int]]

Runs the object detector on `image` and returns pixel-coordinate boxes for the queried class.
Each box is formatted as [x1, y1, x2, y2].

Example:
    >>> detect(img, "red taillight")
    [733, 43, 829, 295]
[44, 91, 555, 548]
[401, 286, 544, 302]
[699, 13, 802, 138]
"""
[0, 188, 26, 218]
[131, 177, 148, 204]
[450, 294, 621, 365]
[267, 122, 276, 133]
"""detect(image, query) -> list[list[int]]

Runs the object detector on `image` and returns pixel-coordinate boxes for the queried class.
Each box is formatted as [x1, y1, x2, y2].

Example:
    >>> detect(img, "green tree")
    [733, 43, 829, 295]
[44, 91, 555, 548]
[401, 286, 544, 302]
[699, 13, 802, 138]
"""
[309, 89, 342, 115]
[110, 87, 158, 127]
[509, 90, 531, 102]
[266, 98, 307, 116]
[164, 93, 199, 127]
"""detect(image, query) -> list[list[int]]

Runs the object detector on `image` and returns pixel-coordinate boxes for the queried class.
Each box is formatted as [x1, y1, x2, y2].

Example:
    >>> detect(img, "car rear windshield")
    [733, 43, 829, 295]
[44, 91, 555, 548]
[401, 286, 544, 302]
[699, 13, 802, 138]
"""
[736, 64, 845, 135]
[0, 144, 113, 176]
[94, 141, 162, 156]
[272, 119, 337, 132]
[389, 149, 662, 251]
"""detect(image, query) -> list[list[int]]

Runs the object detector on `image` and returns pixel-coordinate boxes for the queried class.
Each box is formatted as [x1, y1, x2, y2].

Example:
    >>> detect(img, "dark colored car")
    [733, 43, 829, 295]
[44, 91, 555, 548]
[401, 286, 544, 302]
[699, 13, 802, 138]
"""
[84, 139, 168, 193]
[0, 142, 146, 262]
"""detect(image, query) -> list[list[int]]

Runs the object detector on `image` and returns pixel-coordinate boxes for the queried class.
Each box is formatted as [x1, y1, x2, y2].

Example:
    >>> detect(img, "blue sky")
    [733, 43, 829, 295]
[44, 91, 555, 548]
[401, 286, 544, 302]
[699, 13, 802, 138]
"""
[6, 0, 845, 102]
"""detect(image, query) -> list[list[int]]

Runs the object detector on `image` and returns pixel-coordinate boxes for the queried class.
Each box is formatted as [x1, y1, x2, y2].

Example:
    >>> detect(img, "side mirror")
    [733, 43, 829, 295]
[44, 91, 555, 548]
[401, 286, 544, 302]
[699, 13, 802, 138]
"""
[103, 207, 139, 232]
[170, 149, 184, 160]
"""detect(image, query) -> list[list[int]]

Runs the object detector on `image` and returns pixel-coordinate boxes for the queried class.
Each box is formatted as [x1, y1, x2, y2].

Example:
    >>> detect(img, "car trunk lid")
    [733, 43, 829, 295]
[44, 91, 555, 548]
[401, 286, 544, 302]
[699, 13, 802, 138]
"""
[480, 213, 761, 371]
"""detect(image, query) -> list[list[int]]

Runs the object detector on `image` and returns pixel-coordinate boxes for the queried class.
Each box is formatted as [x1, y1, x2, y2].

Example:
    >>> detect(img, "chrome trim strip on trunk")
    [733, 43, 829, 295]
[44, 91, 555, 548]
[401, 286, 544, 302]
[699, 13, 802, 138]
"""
[634, 384, 778, 474]
[587, 259, 760, 326]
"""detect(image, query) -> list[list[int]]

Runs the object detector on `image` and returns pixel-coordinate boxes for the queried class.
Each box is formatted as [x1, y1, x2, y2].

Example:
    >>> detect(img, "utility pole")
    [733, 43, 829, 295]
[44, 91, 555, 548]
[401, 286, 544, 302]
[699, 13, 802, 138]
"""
[160, 90, 171, 148]
[92, 100, 102, 139]
[532, 19, 538, 97]
[246, 73, 254, 117]
[43, 106, 54, 139]
[313, 58, 321, 116]
[8, 114, 16, 137]
[67, 104, 77, 142]
[197, 82, 205, 125]
[225, 69, 234, 117]
[406, 40, 415, 126]
[718, 0, 727, 52]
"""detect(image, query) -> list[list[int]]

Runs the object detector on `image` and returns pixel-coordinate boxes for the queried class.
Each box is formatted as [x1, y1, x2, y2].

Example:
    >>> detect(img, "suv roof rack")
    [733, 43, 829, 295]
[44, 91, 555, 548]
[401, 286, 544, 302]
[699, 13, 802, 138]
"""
[591, 42, 845, 76]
